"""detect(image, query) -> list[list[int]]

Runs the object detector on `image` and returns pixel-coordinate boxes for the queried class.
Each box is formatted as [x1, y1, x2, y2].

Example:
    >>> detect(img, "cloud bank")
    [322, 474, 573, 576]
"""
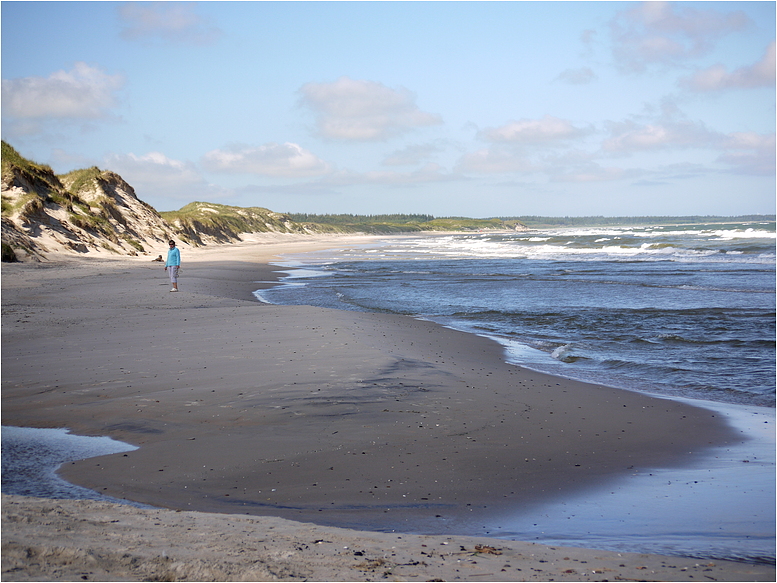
[118, 2, 222, 45]
[478, 115, 591, 144]
[610, 1, 751, 72]
[107, 151, 229, 202]
[299, 76, 443, 141]
[680, 41, 776, 92]
[1, 62, 124, 119]
[202, 143, 331, 178]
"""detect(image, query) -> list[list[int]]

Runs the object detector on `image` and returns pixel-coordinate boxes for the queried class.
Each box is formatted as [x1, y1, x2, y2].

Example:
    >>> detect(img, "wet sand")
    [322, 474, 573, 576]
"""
[2, 233, 772, 581]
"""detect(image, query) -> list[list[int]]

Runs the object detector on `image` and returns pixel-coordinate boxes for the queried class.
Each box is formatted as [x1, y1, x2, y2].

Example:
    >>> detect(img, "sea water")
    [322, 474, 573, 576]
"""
[1, 426, 148, 507]
[258, 221, 776, 408]
[257, 221, 776, 562]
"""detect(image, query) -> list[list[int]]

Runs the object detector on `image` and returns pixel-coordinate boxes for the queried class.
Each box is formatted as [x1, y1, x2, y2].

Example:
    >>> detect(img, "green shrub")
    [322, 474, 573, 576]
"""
[1, 242, 17, 262]
[69, 211, 110, 231]
[122, 236, 145, 252]
[60, 166, 103, 195]
[1, 142, 59, 188]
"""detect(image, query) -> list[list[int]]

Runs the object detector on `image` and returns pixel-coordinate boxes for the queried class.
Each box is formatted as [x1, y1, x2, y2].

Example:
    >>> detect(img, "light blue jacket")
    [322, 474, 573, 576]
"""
[166, 247, 180, 267]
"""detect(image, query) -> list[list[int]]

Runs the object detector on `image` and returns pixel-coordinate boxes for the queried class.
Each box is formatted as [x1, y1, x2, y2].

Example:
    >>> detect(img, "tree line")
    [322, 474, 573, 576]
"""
[288, 213, 436, 225]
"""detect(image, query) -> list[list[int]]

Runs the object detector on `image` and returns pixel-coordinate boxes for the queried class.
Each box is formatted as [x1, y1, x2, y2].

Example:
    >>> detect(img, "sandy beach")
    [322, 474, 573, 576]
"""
[4, 493, 774, 582]
[2, 234, 774, 582]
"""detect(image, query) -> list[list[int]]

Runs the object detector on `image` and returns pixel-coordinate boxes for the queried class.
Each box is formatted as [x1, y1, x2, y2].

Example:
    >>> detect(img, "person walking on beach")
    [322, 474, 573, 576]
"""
[165, 240, 180, 292]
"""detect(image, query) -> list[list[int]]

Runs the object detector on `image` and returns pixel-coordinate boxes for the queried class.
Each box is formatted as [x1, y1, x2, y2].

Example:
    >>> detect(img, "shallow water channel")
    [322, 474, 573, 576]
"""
[2, 399, 774, 564]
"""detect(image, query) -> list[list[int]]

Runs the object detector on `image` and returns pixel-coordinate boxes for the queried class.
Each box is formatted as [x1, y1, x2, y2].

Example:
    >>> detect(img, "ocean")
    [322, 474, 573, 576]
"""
[258, 221, 776, 409]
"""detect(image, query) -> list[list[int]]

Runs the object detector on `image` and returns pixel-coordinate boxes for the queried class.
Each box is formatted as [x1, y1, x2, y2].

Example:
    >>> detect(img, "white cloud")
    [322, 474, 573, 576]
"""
[455, 145, 638, 184]
[556, 67, 597, 85]
[680, 41, 776, 92]
[324, 164, 459, 186]
[478, 115, 590, 144]
[117, 2, 222, 45]
[724, 132, 776, 151]
[459, 95, 773, 183]
[540, 149, 636, 183]
[579, 29, 598, 57]
[107, 151, 229, 201]
[716, 151, 775, 176]
[602, 119, 721, 153]
[641, 163, 707, 183]
[382, 142, 445, 166]
[455, 148, 536, 174]
[238, 164, 462, 197]
[201, 143, 331, 177]
[610, 1, 751, 72]
[602, 114, 775, 176]
[298, 76, 442, 141]
[549, 165, 630, 183]
[1, 62, 124, 119]
[717, 131, 776, 175]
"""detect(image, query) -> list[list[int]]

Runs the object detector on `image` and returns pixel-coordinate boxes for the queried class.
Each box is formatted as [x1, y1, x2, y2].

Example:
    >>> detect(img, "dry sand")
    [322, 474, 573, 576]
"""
[2, 233, 773, 581]
[4, 494, 773, 582]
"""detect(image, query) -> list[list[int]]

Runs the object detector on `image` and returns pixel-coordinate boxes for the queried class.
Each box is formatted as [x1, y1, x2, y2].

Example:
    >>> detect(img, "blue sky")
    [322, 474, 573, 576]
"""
[2, 1, 775, 217]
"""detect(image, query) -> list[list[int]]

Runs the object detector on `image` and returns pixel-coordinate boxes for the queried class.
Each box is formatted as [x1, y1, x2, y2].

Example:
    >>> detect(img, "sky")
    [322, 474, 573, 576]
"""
[1, 1, 775, 217]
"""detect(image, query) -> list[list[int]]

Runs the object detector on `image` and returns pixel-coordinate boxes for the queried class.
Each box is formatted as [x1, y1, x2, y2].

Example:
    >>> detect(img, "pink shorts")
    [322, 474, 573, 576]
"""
[167, 265, 179, 283]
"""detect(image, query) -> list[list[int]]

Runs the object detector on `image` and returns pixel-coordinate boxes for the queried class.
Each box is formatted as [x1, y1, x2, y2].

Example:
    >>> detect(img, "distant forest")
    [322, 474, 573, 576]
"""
[504, 215, 775, 227]
[289, 213, 435, 225]
[290, 213, 775, 228]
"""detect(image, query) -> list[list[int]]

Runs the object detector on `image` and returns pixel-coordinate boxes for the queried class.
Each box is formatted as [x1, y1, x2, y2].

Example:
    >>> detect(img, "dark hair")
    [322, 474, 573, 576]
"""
[168, 240, 175, 245]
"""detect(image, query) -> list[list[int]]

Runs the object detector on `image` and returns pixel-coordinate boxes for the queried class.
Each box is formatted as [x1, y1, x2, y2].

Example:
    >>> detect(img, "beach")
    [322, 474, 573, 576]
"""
[3, 494, 773, 582]
[2, 234, 774, 582]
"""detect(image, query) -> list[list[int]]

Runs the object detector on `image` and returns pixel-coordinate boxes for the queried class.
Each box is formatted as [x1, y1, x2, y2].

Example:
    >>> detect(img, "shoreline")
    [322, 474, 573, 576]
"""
[2, 233, 774, 580]
[4, 398, 773, 565]
[3, 493, 774, 582]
